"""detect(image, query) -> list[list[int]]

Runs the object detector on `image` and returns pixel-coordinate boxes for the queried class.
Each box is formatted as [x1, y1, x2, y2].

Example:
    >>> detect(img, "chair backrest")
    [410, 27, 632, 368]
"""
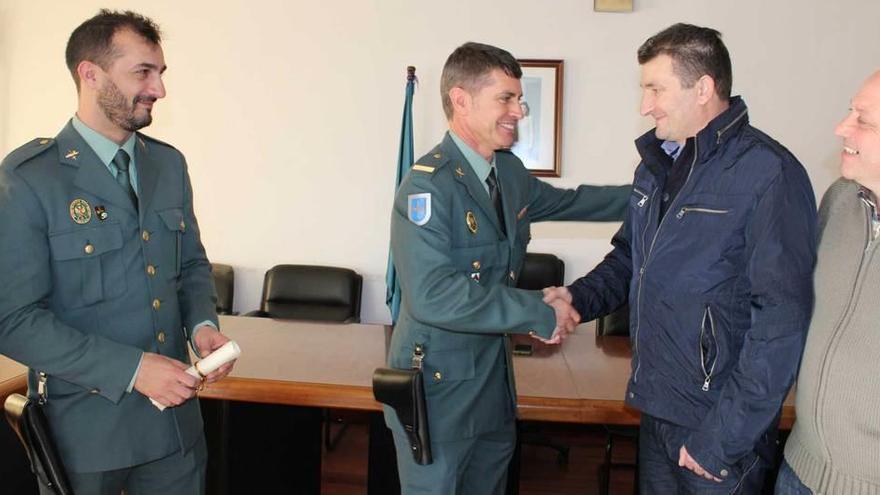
[516, 253, 565, 290]
[595, 303, 630, 336]
[260, 264, 363, 323]
[211, 263, 235, 315]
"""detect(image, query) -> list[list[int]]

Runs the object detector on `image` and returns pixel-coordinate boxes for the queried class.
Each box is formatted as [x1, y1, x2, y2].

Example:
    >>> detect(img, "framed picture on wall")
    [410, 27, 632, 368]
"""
[513, 59, 563, 177]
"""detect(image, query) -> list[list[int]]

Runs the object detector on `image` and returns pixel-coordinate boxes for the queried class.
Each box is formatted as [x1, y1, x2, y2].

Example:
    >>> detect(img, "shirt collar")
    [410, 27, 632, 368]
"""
[71, 115, 137, 167]
[660, 140, 682, 160]
[449, 130, 495, 186]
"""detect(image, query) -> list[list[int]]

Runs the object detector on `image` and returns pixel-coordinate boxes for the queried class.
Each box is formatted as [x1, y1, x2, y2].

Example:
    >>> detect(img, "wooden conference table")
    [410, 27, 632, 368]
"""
[0, 315, 795, 425]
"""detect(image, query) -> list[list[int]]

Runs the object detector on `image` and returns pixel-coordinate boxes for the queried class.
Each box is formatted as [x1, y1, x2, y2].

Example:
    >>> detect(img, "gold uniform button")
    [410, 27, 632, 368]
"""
[179, 220, 186, 230]
[84, 243, 95, 254]
[89, 388, 100, 394]
[157, 331, 166, 344]
[146, 265, 156, 276]
[433, 372, 442, 381]
[720, 469, 729, 477]
[142, 230, 151, 242]
[509, 270, 515, 280]
[152, 299, 161, 310]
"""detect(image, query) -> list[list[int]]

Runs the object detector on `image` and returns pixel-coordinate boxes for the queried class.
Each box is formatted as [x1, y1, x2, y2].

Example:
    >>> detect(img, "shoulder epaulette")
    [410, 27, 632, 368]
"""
[137, 132, 179, 152]
[1, 138, 55, 170]
[412, 146, 452, 172]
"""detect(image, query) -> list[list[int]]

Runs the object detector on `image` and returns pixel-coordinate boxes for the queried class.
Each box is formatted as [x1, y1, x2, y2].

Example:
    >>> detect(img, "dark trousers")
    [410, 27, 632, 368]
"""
[773, 461, 813, 494]
[639, 413, 775, 494]
[39, 436, 207, 495]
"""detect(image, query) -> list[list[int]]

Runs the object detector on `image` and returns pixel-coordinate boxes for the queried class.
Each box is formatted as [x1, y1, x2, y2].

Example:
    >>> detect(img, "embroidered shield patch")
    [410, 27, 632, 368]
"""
[408, 193, 431, 226]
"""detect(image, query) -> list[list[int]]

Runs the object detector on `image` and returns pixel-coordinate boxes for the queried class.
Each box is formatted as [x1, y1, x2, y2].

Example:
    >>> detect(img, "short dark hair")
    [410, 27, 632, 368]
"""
[65, 9, 162, 90]
[637, 23, 732, 100]
[441, 42, 522, 119]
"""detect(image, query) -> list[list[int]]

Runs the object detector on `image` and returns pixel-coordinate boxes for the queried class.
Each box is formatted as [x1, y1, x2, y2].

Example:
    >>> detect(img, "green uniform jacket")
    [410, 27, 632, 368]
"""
[387, 132, 629, 442]
[0, 122, 217, 472]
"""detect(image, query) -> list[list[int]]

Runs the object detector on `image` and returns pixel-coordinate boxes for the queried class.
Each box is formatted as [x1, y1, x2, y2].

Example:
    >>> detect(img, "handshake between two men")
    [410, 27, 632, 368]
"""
[531, 286, 579, 345]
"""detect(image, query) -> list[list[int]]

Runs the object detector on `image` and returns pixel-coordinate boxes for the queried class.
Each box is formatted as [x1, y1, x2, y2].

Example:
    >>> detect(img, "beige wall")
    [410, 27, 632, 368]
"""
[2, 0, 878, 323]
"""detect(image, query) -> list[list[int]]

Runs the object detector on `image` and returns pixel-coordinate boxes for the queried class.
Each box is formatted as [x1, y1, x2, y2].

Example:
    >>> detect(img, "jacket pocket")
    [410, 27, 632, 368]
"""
[698, 305, 719, 392]
[632, 186, 650, 209]
[675, 206, 730, 219]
[48, 224, 126, 308]
[157, 208, 185, 277]
[423, 348, 476, 387]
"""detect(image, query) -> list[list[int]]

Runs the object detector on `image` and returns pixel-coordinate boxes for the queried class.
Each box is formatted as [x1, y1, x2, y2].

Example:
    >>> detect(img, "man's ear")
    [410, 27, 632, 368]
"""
[449, 86, 471, 116]
[695, 75, 717, 105]
[77, 60, 102, 90]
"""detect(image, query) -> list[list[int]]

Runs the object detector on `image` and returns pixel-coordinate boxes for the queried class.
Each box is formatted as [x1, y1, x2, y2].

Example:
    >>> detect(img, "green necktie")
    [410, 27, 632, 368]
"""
[486, 167, 506, 235]
[113, 149, 137, 209]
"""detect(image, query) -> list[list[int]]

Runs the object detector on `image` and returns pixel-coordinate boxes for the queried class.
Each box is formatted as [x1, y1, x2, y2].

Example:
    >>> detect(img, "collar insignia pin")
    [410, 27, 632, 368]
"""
[65, 149, 79, 160]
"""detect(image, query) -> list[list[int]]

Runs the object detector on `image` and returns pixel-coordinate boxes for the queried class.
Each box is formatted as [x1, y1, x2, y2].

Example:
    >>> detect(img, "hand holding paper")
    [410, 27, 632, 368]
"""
[150, 340, 241, 411]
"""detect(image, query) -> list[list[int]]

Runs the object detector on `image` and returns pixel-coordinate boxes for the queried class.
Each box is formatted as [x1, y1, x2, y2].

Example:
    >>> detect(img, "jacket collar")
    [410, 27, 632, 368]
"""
[438, 133, 507, 239]
[56, 120, 163, 219]
[635, 96, 750, 177]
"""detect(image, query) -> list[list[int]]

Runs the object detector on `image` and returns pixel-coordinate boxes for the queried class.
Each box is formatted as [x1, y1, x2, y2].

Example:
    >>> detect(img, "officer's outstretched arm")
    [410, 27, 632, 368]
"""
[391, 170, 556, 339]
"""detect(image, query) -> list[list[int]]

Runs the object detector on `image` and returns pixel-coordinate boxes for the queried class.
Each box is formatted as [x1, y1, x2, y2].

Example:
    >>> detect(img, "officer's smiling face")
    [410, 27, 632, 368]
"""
[96, 28, 167, 133]
[458, 68, 524, 159]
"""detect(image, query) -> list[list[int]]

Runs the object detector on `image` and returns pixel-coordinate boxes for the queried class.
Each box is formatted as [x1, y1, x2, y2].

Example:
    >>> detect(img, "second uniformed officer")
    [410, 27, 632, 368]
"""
[0, 10, 234, 494]
[386, 42, 631, 494]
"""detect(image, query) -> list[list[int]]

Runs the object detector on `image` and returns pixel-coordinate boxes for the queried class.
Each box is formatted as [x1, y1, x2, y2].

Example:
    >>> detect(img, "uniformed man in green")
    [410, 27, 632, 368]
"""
[0, 10, 234, 494]
[386, 42, 630, 494]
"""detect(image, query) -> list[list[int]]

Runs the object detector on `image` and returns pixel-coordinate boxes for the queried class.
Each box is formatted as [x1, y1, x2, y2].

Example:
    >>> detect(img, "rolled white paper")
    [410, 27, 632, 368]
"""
[151, 340, 241, 410]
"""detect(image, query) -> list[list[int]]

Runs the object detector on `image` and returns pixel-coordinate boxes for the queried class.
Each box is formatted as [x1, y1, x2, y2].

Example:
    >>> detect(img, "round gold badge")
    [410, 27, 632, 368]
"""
[69, 199, 92, 224]
[466, 211, 478, 234]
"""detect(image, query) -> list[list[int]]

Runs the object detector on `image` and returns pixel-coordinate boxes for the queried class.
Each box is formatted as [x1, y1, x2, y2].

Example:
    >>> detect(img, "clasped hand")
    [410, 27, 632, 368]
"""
[134, 327, 236, 407]
[530, 286, 580, 345]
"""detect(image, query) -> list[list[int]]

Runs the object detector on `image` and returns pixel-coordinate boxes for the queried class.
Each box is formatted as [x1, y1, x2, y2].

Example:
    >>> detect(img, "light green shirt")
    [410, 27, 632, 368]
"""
[71, 115, 139, 195]
[449, 130, 497, 196]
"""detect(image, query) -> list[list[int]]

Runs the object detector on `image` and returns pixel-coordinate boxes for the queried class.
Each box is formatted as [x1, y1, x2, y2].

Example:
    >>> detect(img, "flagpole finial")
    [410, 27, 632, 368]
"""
[407, 66, 416, 82]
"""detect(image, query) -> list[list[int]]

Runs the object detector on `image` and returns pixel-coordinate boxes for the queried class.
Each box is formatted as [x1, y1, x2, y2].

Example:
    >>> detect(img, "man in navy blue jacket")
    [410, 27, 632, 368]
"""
[545, 23, 816, 493]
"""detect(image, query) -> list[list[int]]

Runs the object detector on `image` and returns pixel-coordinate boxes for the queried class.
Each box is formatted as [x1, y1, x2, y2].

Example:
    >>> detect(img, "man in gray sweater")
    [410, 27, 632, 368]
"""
[776, 71, 880, 494]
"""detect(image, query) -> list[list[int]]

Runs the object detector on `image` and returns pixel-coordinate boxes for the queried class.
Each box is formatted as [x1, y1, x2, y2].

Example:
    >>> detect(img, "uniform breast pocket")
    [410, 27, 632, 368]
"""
[451, 243, 503, 285]
[423, 348, 476, 391]
[48, 224, 126, 309]
[157, 208, 185, 277]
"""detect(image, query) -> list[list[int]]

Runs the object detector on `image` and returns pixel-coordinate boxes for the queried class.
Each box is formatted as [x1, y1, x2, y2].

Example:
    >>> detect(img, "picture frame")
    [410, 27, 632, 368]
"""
[513, 59, 564, 177]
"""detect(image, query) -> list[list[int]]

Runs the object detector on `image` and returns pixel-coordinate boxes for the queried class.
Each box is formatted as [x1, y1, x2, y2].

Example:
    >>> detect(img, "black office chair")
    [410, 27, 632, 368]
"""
[210, 263, 236, 315]
[249, 264, 363, 449]
[247, 264, 362, 323]
[595, 303, 638, 495]
[514, 253, 570, 462]
[226, 264, 364, 493]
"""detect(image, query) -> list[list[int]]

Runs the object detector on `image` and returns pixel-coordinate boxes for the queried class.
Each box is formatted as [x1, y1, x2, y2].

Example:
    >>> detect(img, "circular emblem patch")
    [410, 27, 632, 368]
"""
[466, 211, 478, 234]
[69, 198, 92, 224]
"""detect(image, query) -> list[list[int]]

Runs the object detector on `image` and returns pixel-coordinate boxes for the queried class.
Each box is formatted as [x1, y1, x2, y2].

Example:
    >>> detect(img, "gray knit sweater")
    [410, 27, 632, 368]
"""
[784, 179, 880, 494]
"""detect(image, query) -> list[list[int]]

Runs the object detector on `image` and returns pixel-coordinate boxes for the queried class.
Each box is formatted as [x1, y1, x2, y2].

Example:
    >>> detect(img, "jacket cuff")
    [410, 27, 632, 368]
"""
[685, 433, 733, 480]
[566, 284, 588, 323]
